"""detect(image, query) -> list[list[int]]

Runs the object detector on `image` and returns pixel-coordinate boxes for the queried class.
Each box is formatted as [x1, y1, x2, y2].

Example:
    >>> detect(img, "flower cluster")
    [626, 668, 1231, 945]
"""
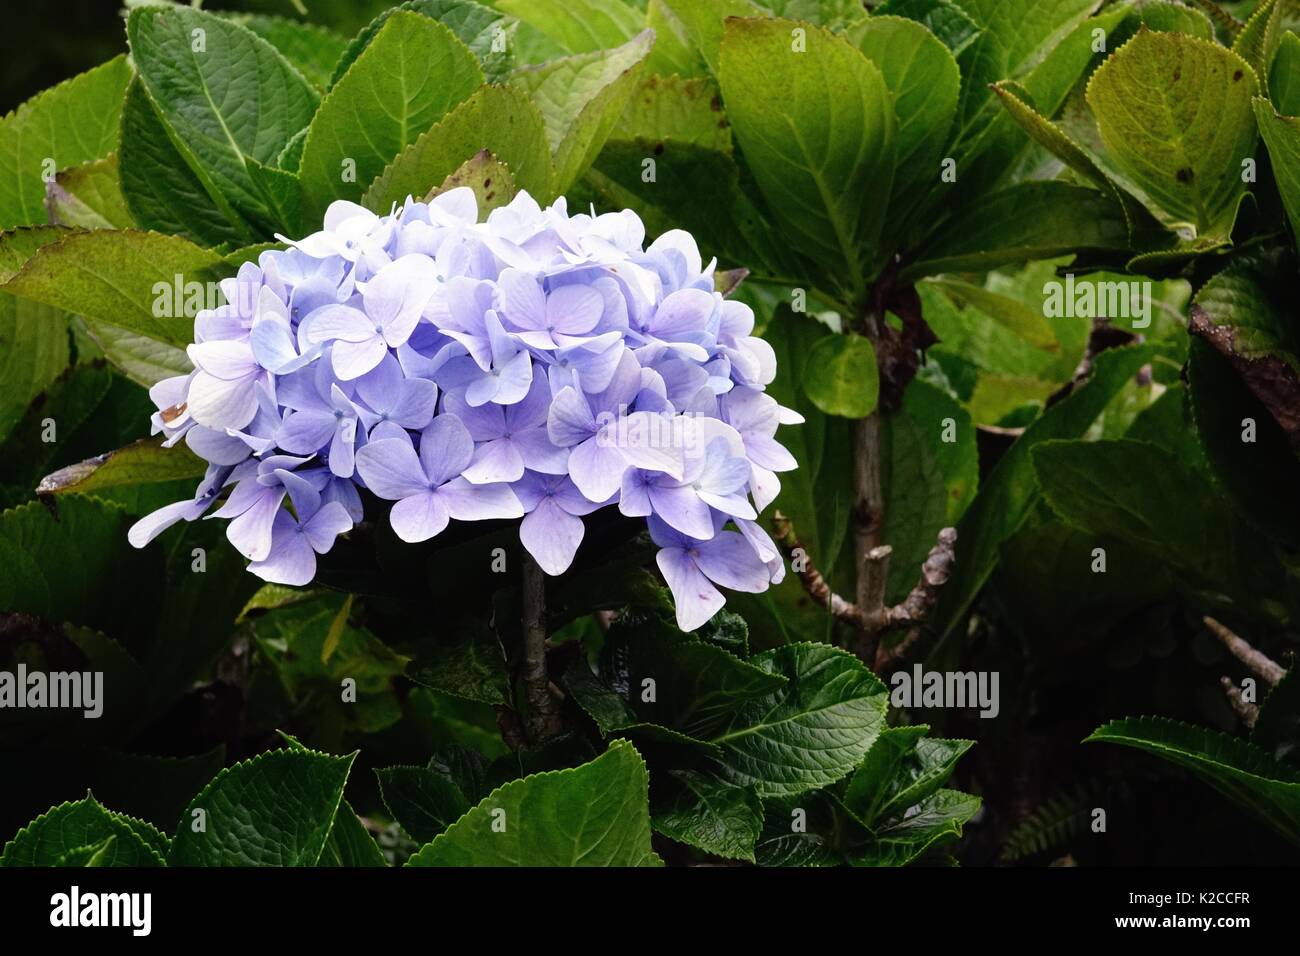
[129, 189, 802, 631]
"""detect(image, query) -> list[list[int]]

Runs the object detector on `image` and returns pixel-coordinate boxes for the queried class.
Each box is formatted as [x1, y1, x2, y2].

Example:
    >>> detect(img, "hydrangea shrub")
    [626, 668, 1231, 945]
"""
[131, 190, 799, 631]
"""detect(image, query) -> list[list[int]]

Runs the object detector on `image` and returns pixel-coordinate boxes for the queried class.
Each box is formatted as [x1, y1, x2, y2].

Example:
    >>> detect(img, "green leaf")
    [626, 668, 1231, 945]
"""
[1136, 0, 1215, 40]
[646, 0, 708, 77]
[497, 0, 642, 55]
[950, 0, 1098, 127]
[1086, 29, 1258, 237]
[1030, 438, 1279, 599]
[81, 321, 191, 388]
[405, 627, 510, 706]
[35, 438, 205, 500]
[1254, 668, 1300, 767]
[237, 15, 349, 90]
[753, 790, 850, 866]
[1189, 254, 1300, 447]
[719, 17, 895, 299]
[249, 593, 408, 738]
[1188, 336, 1300, 547]
[80, 747, 226, 833]
[801, 334, 879, 418]
[1255, 98, 1300, 240]
[318, 804, 387, 868]
[278, 732, 385, 867]
[564, 606, 785, 746]
[1272, 31, 1300, 114]
[0, 292, 67, 445]
[880, 379, 977, 603]
[375, 765, 472, 843]
[652, 770, 763, 862]
[991, 82, 1113, 192]
[1233, 0, 1289, 98]
[0, 496, 160, 635]
[1087, 716, 1300, 845]
[844, 726, 974, 825]
[847, 15, 960, 232]
[928, 345, 1155, 656]
[330, 0, 517, 88]
[0, 55, 131, 230]
[3, 229, 226, 349]
[118, 80, 249, 247]
[512, 30, 654, 196]
[661, 0, 764, 76]
[127, 7, 319, 234]
[364, 84, 551, 211]
[425, 149, 518, 213]
[904, 181, 1130, 279]
[613, 74, 732, 150]
[709, 643, 889, 797]
[300, 10, 483, 223]
[47, 155, 133, 230]
[850, 789, 981, 865]
[407, 739, 663, 866]
[168, 747, 357, 865]
[1, 795, 166, 867]
[876, 0, 981, 56]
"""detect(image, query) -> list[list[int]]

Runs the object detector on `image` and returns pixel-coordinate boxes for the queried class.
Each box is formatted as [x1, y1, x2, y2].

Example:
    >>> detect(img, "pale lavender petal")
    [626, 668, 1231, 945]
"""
[491, 348, 534, 405]
[513, 426, 569, 474]
[276, 468, 322, 519]
[498, 268, 547, 330]
[128, 497, 209, 548]
[187, 370, 260, 431]
[185, 426, 250, 466]
[276, 409, 335, 455]
[462, 437, 526, 484]
[546, 386, 596, 448]
[302, 304, 375, 344]
[745, 433, 798, 472]
[656, 548, 724, 632]
[695, 532, 769, 593]
[648, 484, 715, 540]
[547, 284, 602, 335]
[520, 499, 584, 575]
[354, 438, 429, 499]
[328, 415, 359, 477]
[247, 512, 316, 586]
[419, 414, 475, 485]
[187, 340, 257, 380]
[302, 501, 353, 553]
[442, 389, 506, 440]
[439, 477, 524, 521]
[226, 487, 286, 562]
[568, 436, 628, 503]
[390, 491, 450, 542]
[389, 378, 438, 429]
[331, 335, 387, 381]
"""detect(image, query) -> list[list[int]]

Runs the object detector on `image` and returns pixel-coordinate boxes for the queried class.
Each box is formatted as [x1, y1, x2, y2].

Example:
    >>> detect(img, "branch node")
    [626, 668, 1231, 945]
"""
[1204, 616, 1285, 686]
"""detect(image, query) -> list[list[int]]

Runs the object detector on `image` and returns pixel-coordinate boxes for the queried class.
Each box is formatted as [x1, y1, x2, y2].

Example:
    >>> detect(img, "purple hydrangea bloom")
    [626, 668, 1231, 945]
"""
[130, 189, 801, 631]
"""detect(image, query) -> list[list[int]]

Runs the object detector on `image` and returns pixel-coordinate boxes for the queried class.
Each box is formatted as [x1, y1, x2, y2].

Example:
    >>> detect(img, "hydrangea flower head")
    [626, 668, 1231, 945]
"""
[130, 189, 803, 631]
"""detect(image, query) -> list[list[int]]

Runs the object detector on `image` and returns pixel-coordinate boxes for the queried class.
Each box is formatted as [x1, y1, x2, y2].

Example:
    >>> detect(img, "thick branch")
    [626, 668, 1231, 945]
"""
[1219, 676, 1260, 728]
[771, 511, 863, 627]
[1203, 616, 1286, 686]
[884, 527, 957, 628]
[773, 511, 955, 673]
[852, 412, 887, 659]
[521, 553, 563, 742]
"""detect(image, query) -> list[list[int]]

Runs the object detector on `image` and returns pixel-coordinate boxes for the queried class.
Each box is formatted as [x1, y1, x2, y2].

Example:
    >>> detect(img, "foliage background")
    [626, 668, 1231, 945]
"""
[0, 0, 1297, 867]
